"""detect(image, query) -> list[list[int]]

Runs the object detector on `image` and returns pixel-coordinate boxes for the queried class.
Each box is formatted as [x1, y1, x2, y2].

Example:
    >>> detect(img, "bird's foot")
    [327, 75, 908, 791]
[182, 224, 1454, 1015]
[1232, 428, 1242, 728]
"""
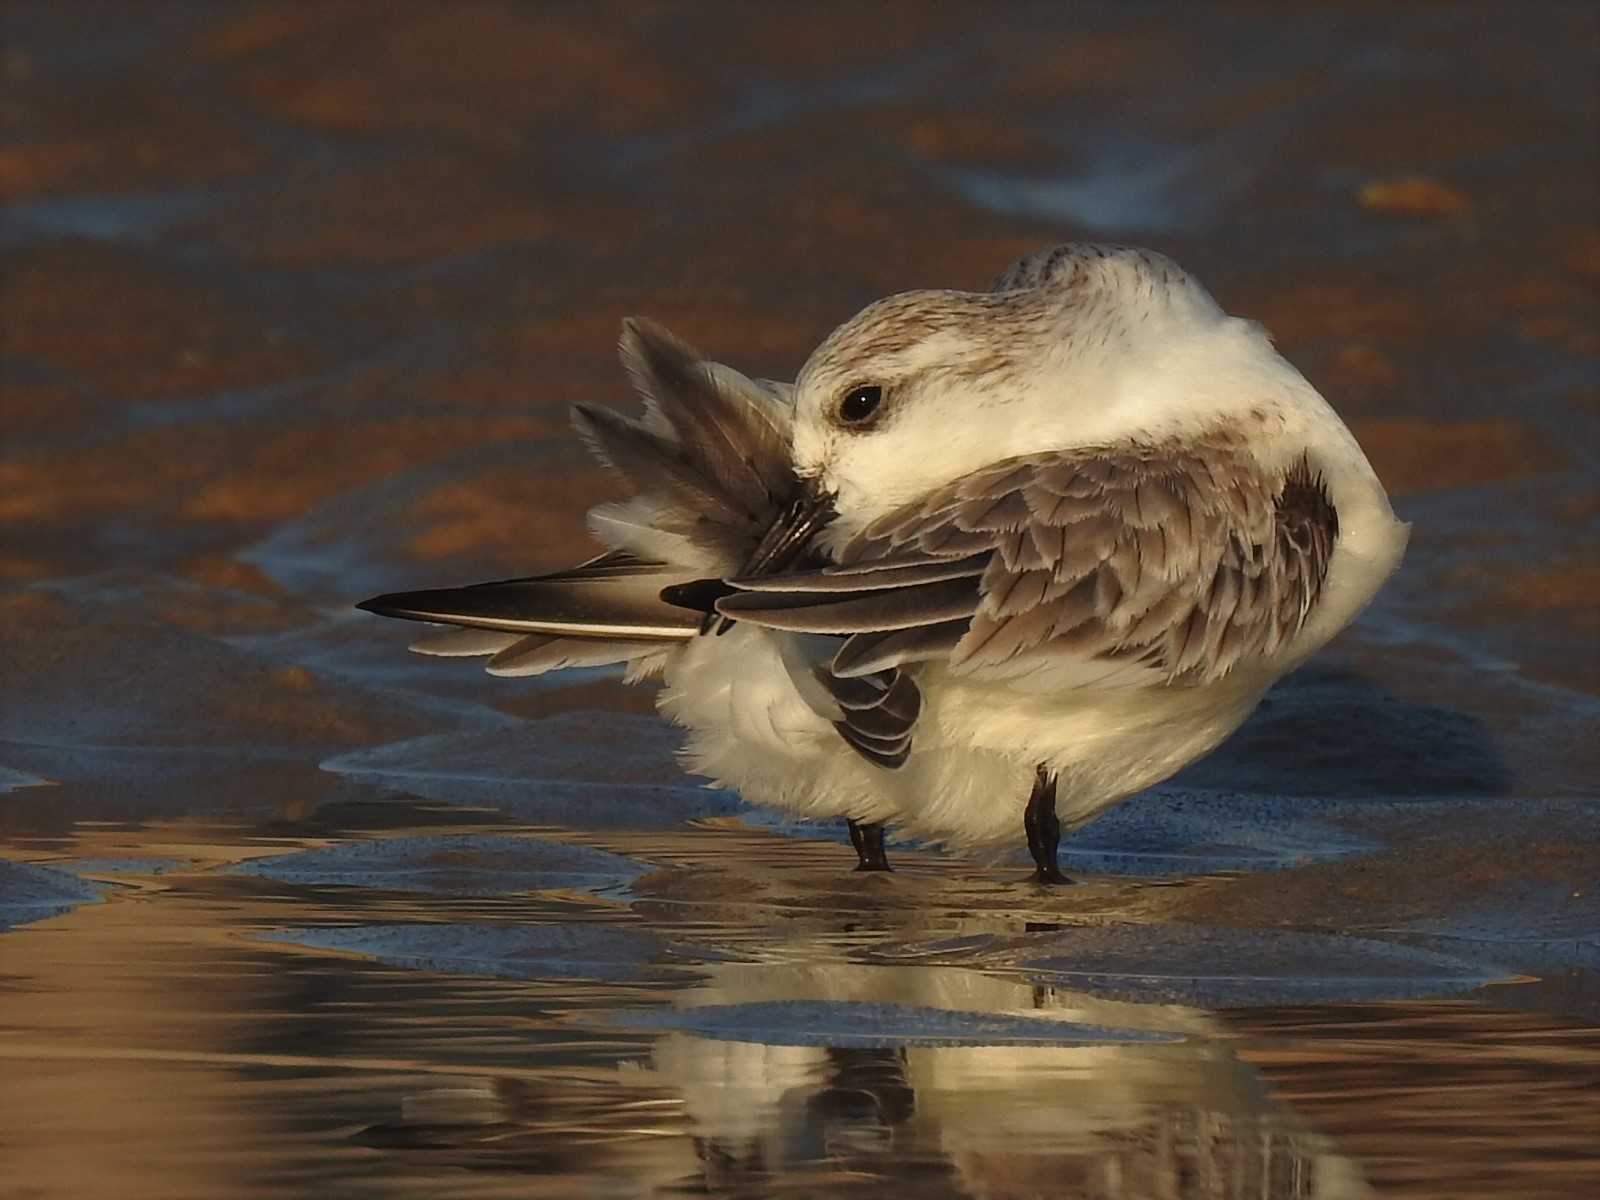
[847, 819, 893, 872]
[1024, 765, 1072, 885]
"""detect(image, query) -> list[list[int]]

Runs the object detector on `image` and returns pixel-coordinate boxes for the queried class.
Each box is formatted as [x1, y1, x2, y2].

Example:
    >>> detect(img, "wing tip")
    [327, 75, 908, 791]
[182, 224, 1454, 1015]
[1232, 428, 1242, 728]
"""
[355, 587, 491, 626]
[356, 592, 411, 619]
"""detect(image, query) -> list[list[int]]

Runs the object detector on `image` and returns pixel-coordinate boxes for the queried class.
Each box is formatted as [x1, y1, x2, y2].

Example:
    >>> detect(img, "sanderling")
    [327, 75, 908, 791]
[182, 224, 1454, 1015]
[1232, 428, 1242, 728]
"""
[359, 243, 1407, 882]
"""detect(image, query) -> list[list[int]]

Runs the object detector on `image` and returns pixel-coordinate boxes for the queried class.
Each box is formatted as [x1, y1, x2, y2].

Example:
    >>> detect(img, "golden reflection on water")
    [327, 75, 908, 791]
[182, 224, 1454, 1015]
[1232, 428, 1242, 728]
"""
[2, 821, 1594, 1199]
[637, 963, 1368, 1199]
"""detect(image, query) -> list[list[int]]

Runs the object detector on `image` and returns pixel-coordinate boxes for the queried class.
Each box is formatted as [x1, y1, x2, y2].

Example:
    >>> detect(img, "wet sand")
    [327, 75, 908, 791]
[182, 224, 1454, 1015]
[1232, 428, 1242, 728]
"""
[2, 3, 1597, 1197]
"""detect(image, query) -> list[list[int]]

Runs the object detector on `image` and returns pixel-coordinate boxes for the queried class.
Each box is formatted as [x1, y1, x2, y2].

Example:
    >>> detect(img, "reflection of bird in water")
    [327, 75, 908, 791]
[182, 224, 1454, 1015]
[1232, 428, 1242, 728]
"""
[671, 1041, 918, 1189]
[352, 1073, 703, 1189]
[649, 959, 1376, 1199]
[345, 939, 1372, 1196]
[360, 244, 1405, 881]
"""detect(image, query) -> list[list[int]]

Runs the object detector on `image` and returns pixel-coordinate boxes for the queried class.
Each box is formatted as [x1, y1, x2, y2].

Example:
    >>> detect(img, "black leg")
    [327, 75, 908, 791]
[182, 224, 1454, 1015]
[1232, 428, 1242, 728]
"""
[1024, 766, 1072, 885]
[847, 819, 892, 872]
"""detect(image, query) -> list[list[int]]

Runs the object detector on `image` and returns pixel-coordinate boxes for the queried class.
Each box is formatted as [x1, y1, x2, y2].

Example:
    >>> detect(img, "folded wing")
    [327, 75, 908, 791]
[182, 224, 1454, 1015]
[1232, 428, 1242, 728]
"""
[717, 438, 1338, 689]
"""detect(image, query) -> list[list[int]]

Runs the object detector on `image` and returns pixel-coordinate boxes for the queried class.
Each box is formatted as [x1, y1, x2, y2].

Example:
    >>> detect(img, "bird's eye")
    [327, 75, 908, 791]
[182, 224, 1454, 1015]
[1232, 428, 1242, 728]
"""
[836, 384, 884, 426]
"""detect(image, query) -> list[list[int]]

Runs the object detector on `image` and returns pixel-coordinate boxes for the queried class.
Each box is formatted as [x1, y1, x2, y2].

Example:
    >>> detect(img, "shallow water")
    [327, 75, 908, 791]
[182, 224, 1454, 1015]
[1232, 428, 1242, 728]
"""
[3, 3, 1598, 1197]
[4, 807, 1598, 1199]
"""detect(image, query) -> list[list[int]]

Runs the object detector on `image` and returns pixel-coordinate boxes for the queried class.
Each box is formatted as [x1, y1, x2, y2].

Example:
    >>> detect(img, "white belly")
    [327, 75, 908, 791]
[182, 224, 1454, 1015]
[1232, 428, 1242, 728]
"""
[655, 623, 1271, 851]
[893, 666, 1270, 850]
[657, 624, 902, 824]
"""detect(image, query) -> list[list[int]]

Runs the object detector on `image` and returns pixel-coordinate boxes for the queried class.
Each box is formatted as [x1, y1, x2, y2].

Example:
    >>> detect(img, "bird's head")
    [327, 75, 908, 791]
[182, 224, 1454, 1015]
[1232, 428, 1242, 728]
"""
[789, 246, 1245, 544]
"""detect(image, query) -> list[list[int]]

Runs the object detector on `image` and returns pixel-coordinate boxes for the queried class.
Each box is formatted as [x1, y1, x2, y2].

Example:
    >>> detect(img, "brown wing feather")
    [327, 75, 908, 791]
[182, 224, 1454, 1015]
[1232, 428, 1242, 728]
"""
[720, 436, 1339, 686]
[616, 318, 794, 528]
[571, 322, 799, 562]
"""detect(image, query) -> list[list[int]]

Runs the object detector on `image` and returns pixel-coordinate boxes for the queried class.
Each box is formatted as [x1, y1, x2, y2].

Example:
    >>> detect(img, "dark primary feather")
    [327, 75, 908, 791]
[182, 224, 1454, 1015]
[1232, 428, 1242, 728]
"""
[830, 618, 971, 677]
[717, 438, 1340, 686]
[819, 669, 921, 737]
[833, 721, 913, 769]
[716, 575, 982, 633]
[358, 553, 701, 640]
[728, 552, 991, 593]
[815, 666, 921, 769]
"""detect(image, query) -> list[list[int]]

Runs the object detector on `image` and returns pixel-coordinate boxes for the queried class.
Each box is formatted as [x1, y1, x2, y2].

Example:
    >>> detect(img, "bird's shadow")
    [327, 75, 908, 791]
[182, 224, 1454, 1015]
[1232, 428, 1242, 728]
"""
[1172, 663, 1513, 799]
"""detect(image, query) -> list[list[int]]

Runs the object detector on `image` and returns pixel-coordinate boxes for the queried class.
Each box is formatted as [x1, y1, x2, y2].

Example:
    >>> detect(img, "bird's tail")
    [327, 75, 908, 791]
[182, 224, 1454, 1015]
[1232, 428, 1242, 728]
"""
[357, 320, 800, 678]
